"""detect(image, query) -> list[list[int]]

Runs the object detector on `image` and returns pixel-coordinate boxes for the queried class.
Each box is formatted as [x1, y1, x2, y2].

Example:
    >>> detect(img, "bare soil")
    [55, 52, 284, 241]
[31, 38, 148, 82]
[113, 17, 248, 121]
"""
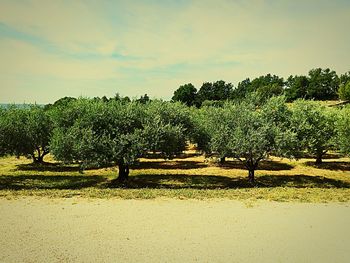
[0, 198, 349, 263]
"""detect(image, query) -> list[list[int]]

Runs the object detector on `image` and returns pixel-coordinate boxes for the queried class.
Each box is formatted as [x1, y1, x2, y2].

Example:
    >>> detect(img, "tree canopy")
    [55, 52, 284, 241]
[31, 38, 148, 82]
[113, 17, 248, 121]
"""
[336, 106, 350, 156]
[143, 100, 192, 158]
[50, 99, 145, 181]
[171, 83, 197, 106]
[197, 95, 296, 183]
[284, 75, 309, 101]
[50, 99, 193, 181]
[338, 81, 350, 101]
[290, 100, 337, 164]
[0, 105, 52, 163]
[307, 68, 339, 100]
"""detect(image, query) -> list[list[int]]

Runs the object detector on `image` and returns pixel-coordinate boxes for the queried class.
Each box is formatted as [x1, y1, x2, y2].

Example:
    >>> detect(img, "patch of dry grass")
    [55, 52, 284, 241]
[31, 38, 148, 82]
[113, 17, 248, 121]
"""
[0, 152, 349, 202]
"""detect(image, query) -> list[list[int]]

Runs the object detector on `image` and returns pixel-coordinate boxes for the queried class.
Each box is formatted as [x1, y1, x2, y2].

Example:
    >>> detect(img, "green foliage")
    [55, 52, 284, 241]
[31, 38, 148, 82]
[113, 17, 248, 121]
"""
[336, 106, 350, 155]
[197, 80, 233, 106]
[143, 100, 192, 158]
[200, 100, 224, 108]
[44, 96, 76, 111]
[0, 105, 52, 162]
[339, 71, 350, 86]
[255, 83, 284, 104]
[284, 69, 342, 101]
[233, 74, 284, 102]
[290, 100, 337, 163]
[50, 99, 193, 180]
[233, 78, 251, 100]
[284, 75, 309, 101]
[171, 83, 197, 106]
[307, 68, 339, 100]
[189, 105, 221, 154]
[50, 99, 146, 180]
[203, 95, 295, 182]
[338, 82, 350, 101]
[136, 94, 150, 104]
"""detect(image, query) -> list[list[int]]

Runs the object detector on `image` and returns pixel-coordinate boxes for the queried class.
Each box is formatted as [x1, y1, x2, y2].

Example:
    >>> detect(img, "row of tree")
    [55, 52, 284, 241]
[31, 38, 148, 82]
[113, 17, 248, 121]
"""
[172, 68, 350, 106]
[0, 95, 349, 183]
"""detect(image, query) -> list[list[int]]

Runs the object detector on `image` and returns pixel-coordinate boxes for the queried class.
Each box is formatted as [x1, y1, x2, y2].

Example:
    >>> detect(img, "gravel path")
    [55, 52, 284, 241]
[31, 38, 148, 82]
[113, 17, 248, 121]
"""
[0, 198, 349, 263]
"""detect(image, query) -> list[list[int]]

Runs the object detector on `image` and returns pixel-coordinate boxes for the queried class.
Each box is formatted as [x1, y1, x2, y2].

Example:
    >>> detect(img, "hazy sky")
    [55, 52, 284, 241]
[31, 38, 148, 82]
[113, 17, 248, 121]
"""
[1, 0, 349, 104]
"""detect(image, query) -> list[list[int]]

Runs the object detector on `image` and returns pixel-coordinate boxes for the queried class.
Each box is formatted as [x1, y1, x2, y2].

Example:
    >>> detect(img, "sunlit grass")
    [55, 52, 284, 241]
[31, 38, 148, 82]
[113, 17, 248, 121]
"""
[0, 152, 349, 202]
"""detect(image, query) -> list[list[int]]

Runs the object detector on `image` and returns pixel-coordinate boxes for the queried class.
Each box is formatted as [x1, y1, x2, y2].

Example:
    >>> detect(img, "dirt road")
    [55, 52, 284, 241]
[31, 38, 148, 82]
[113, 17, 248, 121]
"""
[0, 198, 349, 263]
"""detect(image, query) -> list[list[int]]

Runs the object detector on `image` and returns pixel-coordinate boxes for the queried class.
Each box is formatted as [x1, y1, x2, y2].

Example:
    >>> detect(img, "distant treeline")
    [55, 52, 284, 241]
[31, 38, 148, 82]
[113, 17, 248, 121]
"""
[172, 68, 350, 107]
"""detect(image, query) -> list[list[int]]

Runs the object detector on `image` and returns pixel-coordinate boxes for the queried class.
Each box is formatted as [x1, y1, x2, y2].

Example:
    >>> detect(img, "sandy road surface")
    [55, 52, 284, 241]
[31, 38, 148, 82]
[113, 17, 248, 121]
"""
[0, 198, 349, 263]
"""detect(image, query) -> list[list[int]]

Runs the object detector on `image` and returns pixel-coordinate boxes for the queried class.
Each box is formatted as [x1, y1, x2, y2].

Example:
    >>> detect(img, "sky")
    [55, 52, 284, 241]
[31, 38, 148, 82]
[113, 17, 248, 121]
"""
[0, 0, 349, 104]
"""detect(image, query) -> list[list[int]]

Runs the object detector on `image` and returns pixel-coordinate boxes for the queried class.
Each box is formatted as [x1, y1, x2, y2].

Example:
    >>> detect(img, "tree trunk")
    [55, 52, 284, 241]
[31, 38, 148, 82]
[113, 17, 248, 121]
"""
[117, 161, 129, 182]
[32, 148, 47, 164]
[219, 156, 226, 164]
[36, 155, 44, 163]
[315, 154, 323, 165]
[248, 169, 255, 184]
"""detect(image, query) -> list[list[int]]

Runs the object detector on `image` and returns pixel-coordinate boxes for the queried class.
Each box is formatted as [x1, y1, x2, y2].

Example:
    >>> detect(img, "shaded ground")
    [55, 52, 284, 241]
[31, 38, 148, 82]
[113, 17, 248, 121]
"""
[0, 154, 349, 201]
[304, 161, 350, 171]
[0, 198, 349, 263]
[0, 173, 349, 191]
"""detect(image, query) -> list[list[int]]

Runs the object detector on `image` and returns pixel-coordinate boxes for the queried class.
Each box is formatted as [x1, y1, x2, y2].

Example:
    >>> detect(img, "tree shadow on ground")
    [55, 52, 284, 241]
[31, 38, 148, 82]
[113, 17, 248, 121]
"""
[297, 152, 344, 160]
[16, 163, 79, 172]
[304, 161, 350, 171]
[132, 160, 207, 170]
[143, 152, 200, 160]
[108, 173, 350, 189]
[0, 174, 105, 190]
[219, 160, 294, 171]
[1, 173, 349, 191]
[15, 162, 116, 173]
[257, 174, 349, 188]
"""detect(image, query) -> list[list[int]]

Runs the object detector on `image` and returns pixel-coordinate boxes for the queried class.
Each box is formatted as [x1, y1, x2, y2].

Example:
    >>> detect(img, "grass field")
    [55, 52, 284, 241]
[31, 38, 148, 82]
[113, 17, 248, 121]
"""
[0, 152, 349, 202]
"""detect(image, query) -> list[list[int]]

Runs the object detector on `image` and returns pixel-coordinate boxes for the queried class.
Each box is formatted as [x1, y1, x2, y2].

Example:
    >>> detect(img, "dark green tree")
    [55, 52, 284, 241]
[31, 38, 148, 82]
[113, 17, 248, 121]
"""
[113, 93, 131, 103]
[197, 80, 233, 106]
[232, 78, 251, 100]
[284, 75, 309, 101]
[307, 68, 339, 100]
[136, 94, 150, 104]
[172, 83, 197, 106]
[339, 71, 350, 86]
[44, 96, 76, 111]
[233, 74, 284, 102]
[250, 74, 284, 91]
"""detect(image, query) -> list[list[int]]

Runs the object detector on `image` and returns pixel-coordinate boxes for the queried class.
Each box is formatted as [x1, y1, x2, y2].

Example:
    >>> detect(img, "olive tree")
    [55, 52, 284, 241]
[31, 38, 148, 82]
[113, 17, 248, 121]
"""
[50, 98, 145, 181]
[336, 106, 350, 155]
[143, 100, 192, 158]
[50, 99, 192, 182]
[207, 96, 295, 183]
[189, 105, 216, 155]
[338, 82, 350, 101]
[0, 105, 52, 163]
[290, 100, 337, 164]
